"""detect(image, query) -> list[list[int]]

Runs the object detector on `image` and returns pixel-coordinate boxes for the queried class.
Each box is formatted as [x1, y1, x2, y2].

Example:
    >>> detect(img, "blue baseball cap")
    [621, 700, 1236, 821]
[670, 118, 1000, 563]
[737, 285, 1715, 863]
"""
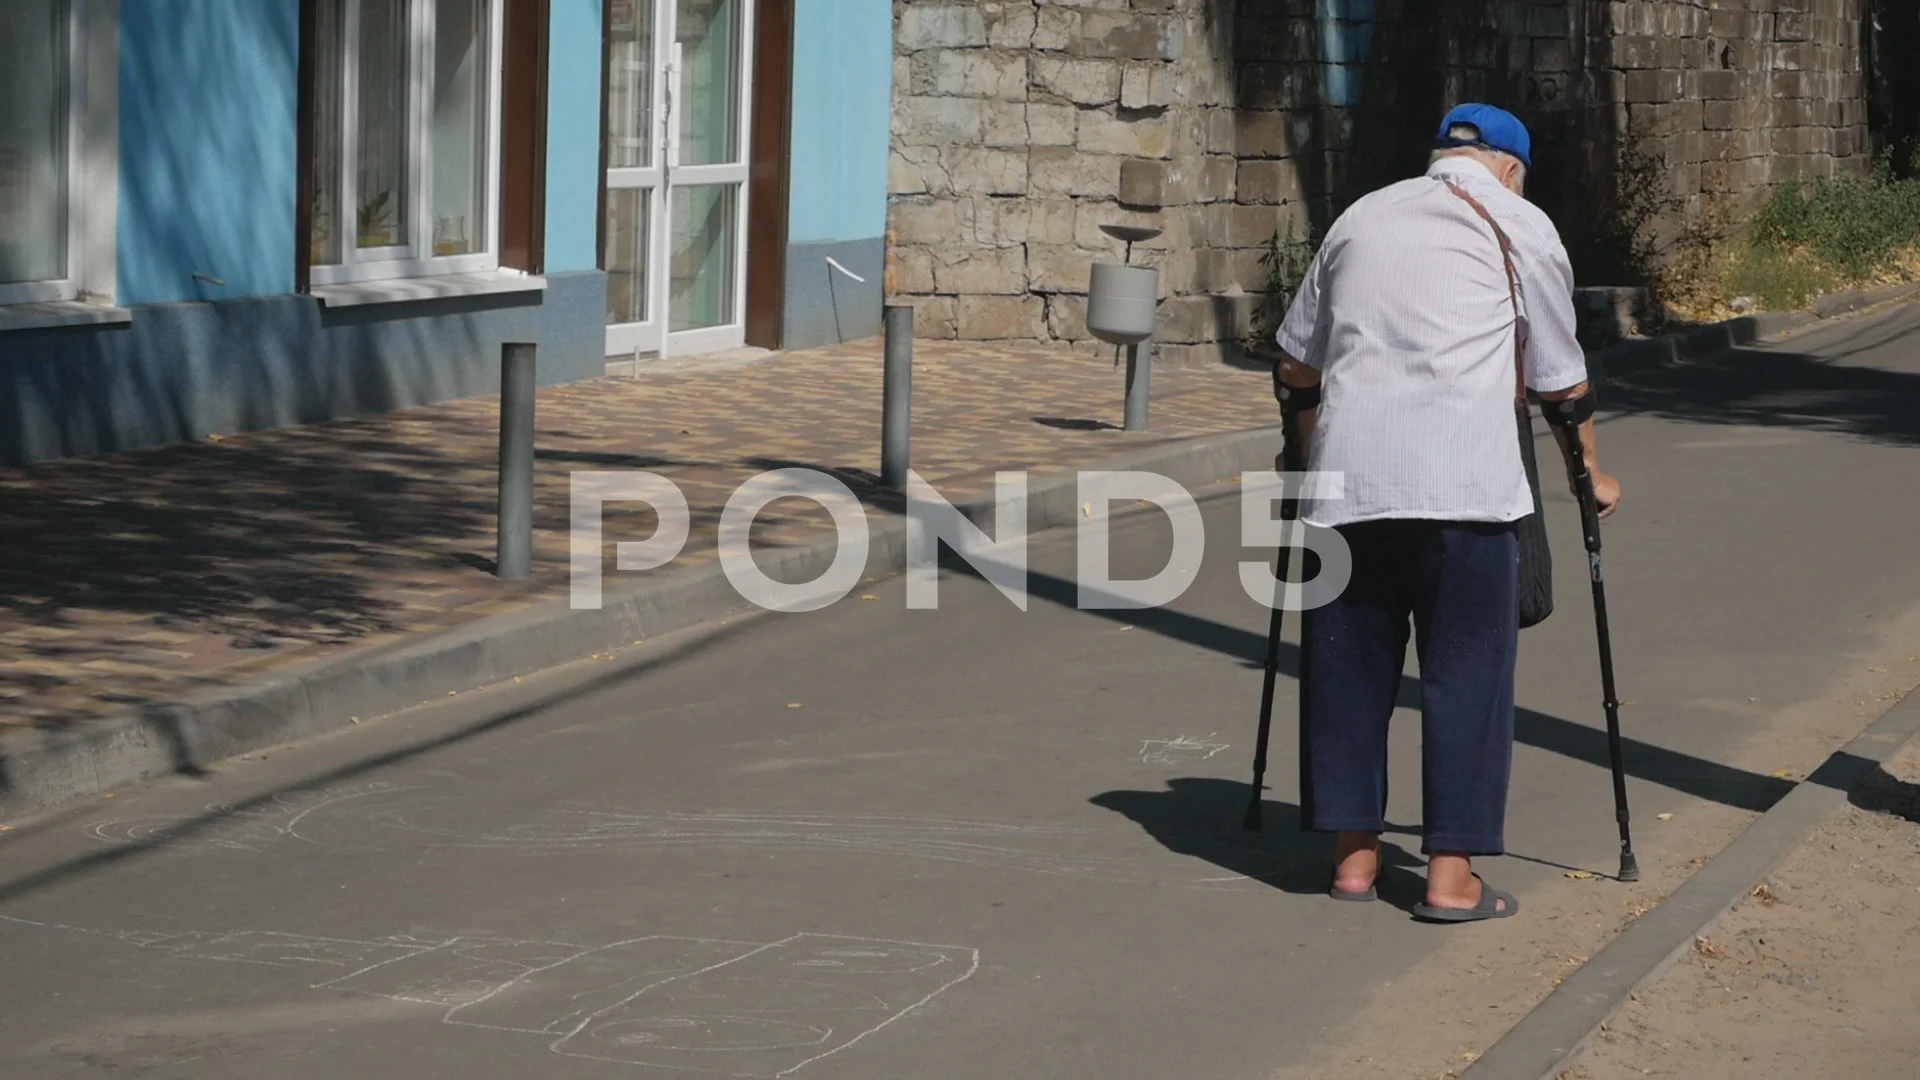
[1435, 104, 1532, 169]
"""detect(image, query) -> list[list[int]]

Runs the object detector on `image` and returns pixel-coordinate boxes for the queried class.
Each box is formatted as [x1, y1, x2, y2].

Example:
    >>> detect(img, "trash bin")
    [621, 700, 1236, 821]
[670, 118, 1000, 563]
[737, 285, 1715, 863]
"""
[1087, 224, 1163, 429]
[1086, 263, 1158, 345]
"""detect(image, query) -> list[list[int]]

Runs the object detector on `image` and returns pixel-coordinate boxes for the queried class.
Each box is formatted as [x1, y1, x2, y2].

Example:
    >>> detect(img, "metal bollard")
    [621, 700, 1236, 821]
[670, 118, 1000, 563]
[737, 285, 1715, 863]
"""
[1124, 342, 1151, 431]
[496, 342, 536, 579]
[882, 304, 913, 490]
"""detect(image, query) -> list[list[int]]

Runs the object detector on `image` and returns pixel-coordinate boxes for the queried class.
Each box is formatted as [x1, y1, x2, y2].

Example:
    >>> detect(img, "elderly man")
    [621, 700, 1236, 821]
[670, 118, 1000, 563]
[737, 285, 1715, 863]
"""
[1272, 104, 1621, 922]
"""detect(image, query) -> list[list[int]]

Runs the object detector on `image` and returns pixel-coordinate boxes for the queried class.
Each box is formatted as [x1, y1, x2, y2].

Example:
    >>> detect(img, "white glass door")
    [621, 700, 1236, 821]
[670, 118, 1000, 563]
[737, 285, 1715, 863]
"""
[604, 0, 753, 360]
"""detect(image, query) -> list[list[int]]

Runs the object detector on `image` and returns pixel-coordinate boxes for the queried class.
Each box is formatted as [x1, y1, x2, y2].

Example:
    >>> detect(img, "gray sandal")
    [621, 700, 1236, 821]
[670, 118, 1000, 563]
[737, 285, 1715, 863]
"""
[1411, 874, 1518, 922]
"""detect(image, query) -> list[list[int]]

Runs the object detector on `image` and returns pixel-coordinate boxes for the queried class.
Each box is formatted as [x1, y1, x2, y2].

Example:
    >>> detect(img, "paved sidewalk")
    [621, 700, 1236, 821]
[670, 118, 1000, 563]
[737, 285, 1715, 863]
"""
[0, 339, 1273, 731]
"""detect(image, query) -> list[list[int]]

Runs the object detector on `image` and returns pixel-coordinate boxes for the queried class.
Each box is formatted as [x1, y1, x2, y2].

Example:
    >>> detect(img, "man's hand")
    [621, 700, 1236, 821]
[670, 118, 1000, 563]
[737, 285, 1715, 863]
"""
[1590, 470, 1622, 518]
[1539, 382, 1619, 518]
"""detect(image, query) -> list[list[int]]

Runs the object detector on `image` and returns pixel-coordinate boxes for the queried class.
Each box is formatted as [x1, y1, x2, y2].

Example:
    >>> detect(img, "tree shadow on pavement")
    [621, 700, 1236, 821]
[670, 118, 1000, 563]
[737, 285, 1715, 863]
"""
[0, 434, 488, 636]
[0, 420, 536, 727]
[0, 432, 854, 728]
[1091, 777, 1429, 913]
[1600, 326, 1920, 450]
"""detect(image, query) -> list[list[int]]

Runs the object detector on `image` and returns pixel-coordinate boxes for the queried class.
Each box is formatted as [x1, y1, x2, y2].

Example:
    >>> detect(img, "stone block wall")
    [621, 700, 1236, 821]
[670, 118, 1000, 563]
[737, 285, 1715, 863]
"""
[1610, 1, 1872, 229]
[886, 0, 1239, 363]
[885, 0, 1874, 363]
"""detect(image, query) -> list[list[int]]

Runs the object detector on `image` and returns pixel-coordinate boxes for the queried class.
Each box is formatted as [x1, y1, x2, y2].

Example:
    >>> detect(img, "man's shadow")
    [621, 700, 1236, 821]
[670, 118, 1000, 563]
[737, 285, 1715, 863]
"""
[1090, 777, 1430, 912]
[1853, 764, 1920, 825]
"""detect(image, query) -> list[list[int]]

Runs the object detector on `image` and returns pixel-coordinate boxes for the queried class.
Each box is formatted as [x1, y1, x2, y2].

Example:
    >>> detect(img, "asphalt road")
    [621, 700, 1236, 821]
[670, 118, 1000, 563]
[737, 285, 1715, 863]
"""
[2, 305, 1919, 1079]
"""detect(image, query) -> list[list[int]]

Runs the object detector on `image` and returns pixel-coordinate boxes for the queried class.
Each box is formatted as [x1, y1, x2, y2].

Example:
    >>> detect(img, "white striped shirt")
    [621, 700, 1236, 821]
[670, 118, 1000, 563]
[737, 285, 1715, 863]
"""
[1276, 156, 1589, 529]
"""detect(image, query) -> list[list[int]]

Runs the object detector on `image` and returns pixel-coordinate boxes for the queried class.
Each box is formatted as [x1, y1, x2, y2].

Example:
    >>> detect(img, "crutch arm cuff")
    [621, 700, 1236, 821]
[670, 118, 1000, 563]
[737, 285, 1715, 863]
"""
[1277, 381, 1321, 414]
[1541, 389, 1595, 426]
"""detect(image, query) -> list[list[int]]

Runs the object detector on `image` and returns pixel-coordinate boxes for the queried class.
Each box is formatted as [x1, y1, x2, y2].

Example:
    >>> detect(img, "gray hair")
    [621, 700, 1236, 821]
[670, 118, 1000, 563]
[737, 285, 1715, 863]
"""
[1431, 123, 1526, 185]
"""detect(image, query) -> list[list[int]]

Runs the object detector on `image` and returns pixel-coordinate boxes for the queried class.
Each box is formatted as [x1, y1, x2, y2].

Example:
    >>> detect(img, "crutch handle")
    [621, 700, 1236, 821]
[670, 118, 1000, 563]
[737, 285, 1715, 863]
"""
[1544, 411, 1604, 559]
[1569, 468, 1603, 560]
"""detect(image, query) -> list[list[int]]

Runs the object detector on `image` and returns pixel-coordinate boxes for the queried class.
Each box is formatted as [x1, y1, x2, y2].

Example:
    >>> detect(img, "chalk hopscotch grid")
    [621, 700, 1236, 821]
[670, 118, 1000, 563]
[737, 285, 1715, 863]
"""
[0, 914, 979, 1078]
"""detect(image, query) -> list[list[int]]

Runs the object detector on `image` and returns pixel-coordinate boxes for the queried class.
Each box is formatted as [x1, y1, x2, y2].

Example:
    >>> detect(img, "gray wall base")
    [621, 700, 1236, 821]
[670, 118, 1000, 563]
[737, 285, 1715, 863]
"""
[782, 238, 883, 351]
[0, 270, 607, 466]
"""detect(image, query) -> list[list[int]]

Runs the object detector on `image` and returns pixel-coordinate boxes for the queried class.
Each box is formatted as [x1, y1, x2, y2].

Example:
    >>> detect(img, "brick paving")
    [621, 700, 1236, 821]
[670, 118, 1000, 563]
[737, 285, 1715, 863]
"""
[0, 338, 1277, 730]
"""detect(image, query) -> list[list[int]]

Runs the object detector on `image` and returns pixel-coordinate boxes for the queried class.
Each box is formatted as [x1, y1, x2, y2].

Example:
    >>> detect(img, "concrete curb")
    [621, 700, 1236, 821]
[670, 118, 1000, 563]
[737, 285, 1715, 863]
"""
[0, 424, 1283, 819]
[1460, 682, 1920, 1080]
[1584, 311, 1813, 384]
[1808, 280, 1920, 320]
[1585, 279, 1920, 385]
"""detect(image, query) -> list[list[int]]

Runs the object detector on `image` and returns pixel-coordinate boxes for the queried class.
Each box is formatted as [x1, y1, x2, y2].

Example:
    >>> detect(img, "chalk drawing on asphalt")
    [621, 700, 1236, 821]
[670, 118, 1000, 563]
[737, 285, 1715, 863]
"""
[1137, 735, 1230, 767]
[84, 786, 1301, 889]
[0, 915, 975, 1077]
[86, 782, 411, 853]
[0, 913, 442, 974]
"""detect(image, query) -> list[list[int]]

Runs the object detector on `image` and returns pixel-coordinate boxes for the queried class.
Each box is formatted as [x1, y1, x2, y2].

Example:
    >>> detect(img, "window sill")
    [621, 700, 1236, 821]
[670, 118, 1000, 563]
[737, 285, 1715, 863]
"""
[0, 300, 135, 333]
[309, 271, 547, 309]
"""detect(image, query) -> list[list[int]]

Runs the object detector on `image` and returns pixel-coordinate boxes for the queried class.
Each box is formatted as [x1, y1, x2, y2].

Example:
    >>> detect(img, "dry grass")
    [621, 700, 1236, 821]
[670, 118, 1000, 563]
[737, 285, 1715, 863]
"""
[1658, 162, 1920, 321]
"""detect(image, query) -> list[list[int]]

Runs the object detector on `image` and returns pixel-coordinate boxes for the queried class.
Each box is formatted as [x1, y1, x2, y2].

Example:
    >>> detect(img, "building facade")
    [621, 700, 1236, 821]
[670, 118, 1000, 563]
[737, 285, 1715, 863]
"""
[0, 0, 891, 466]
[602, 0, 891, 363]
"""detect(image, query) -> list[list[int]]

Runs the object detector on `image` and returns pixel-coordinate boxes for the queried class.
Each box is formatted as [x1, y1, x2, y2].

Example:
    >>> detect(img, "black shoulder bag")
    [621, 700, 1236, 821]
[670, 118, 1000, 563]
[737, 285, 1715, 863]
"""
[1442, 180, 1554, 629]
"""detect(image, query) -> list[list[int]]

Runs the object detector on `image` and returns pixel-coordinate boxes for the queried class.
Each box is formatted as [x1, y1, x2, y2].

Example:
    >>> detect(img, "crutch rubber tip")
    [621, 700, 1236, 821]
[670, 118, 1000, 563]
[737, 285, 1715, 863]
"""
[1618, 853, 1641, 882]
[1243, 801, 1264, 832]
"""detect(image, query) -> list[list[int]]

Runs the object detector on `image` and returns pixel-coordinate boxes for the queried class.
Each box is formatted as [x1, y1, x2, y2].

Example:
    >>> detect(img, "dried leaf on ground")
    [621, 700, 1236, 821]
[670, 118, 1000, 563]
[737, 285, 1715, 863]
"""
[1694, 936, 1731, 960]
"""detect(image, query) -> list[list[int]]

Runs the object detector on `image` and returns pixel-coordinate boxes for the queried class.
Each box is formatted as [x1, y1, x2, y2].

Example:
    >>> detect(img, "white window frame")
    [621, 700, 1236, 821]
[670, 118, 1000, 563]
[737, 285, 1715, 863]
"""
[310, 0, 506, 288]
[0, 0, 85, 307]
[0, 0, 121, 326]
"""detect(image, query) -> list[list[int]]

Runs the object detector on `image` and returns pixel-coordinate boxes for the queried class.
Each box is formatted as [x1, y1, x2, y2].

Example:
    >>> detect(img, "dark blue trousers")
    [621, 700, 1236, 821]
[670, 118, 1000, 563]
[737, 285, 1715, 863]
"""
[1298, 518, 1519, 856]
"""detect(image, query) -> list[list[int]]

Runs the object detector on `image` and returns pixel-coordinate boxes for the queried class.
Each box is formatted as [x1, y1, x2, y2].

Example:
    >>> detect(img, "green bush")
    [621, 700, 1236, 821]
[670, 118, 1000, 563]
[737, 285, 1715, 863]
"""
[1748, 156, 1920, 282]
[1701, 153, 1920, 313]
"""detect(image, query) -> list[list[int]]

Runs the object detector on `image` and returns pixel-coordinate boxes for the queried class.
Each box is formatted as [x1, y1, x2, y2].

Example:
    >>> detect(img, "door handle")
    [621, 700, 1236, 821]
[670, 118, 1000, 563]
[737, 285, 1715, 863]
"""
[664, 42, 684, 170]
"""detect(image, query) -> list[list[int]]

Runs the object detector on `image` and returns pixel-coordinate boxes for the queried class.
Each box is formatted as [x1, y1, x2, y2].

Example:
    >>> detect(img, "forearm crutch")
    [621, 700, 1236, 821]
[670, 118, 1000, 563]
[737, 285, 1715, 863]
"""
[1543, 398, 1640, 882]
[1244, 409, 1303, 833]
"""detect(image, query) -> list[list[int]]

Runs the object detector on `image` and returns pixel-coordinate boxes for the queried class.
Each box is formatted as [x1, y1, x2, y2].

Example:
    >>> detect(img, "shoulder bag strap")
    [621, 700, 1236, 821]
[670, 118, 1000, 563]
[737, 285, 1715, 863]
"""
[1441, 179, 1528, 405]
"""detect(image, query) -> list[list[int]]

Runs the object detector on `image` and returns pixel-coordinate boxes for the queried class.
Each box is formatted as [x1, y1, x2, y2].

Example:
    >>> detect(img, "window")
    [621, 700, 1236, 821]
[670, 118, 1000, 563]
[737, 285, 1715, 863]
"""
[309, 0, 503, 285]
[0, 0, 80, 305]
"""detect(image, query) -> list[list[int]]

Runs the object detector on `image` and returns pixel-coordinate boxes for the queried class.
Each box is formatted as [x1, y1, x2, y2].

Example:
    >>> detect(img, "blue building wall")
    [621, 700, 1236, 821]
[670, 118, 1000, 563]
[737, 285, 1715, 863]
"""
[0, 0, 609, 466]
[546, 0, 605, 274]
[118, 0, 300, 304]
[781, 0, 893, 350]
[788, 0, 891, 246]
